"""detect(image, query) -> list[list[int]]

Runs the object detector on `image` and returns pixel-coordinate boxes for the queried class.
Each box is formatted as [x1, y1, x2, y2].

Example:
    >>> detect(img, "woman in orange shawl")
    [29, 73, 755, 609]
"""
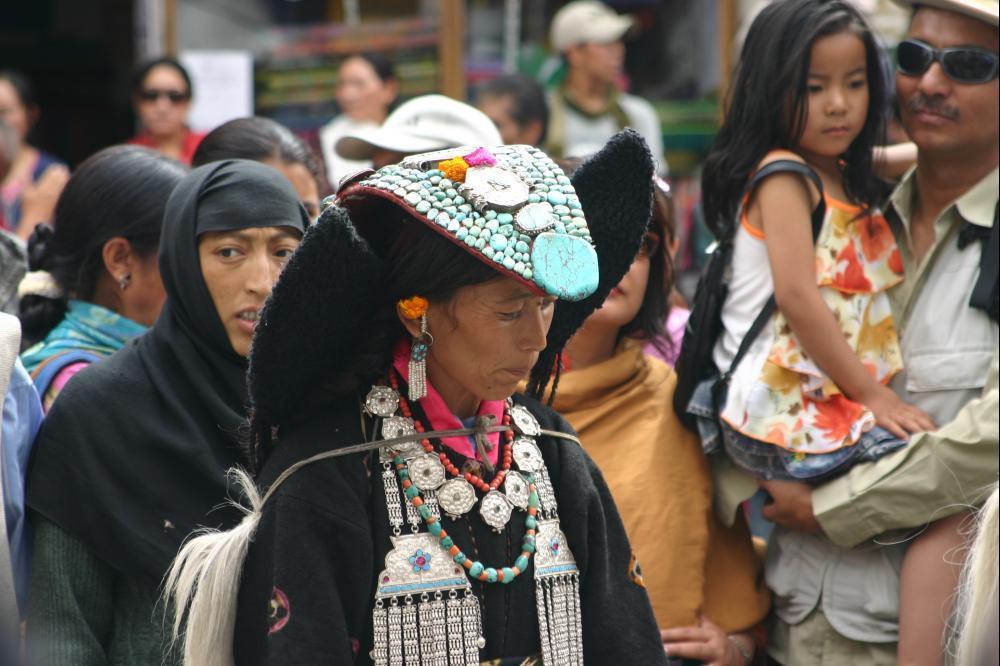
[552, 182, 769, 664]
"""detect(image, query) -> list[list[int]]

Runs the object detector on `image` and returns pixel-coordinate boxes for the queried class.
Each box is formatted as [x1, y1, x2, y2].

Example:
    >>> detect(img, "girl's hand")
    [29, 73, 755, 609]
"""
[661, 616, 752, 666]
[862, 385, 936, 439]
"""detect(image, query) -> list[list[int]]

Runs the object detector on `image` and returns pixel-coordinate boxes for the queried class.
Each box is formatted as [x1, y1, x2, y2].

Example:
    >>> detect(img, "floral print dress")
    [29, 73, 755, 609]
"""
[720, 197, 904, 455]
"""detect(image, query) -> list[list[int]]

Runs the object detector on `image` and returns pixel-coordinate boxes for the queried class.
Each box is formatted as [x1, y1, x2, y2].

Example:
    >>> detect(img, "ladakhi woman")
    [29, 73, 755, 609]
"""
[167, 131, 669, 665]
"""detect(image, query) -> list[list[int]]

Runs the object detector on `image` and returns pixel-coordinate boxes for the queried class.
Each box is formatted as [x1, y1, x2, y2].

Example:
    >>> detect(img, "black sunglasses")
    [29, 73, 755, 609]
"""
[138, 88, 190, 104]
[896, 39, 999, 84]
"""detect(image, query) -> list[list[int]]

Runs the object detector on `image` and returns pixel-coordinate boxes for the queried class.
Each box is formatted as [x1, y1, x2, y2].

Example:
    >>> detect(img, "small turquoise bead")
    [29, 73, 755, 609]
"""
[418, 506, 432, 519]
[404, 486, 419, 499]
[515, 555, 529, 571]
[428, 521, 442, 536]
[456, 228, 469, 241]
[425, 208, 439, 220]
[468, 226, 481, 238]
[453, 195, 465, 205]
[469, 561, 484, 577]
[525, 516, 538, 529]
[455, 212, 467, 222]
[485, 568, 498, 583]
[523, 268, 533, 280]
[415, 201, 431, 214]
[497, 213, 514, 224]
[485, 210, 497, 220]
[440, 197, 454, 208]
[503, 246, 515, 257]
[502, 256, 516, 270]
[523, 541, 535, 553]
[515, 241, 529, 253]
[398, 468, 409, 479]
[440, 178, 453, 189]
[440, 536, 454, 548]
[547, 191, 567, 206]
[404, 192, 422, 205]
[445, 188, 458, 198]
[485, 219, 499, 232]
[528, 194, 541, 203]
[434, 191, 447, 201]
[490, 234, 507, 251]
[454, 552, 467, 564]
[483, 246, 495, 259]
[498, 224, 515, 238]
[528, 492, 540, 508]
[464, 235, 477, 247]
[501, 567, 515, 584]
[474, 238, 487, 250]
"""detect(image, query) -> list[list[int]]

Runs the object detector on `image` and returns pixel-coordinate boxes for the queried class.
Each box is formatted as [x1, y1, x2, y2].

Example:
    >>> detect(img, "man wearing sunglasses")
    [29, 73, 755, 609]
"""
[756, 1, 998, 664]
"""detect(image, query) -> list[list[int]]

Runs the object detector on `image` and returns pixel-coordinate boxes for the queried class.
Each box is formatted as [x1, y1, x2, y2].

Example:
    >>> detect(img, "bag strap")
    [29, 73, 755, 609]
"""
[720, 160, 827, 385]
[969, 202, 999, 317]
[29, 350, 101, 399]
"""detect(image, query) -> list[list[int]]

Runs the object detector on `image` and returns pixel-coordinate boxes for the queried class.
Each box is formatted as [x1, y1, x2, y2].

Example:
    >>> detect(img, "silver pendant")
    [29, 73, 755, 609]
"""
[503, 470, 530, 510]
[382, 415, 416, 439]
[478, 490, 513, 532]
[533, 519, 584, 666]
[364, 386, 400, 417]
[509, 404, 541, 436]
[512, 436, 544, 472]
[408, 453, 446, 491]
[436, 478, 477, 519]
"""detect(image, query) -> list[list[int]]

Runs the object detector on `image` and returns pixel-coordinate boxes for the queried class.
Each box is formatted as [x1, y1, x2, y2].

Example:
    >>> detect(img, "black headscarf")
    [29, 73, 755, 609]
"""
[26, 160, 308, 581]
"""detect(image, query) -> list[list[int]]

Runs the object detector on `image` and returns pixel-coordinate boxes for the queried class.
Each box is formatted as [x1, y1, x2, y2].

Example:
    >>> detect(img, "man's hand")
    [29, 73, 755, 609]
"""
[758, 479, 823, 533]
[661, 616, 751, 666]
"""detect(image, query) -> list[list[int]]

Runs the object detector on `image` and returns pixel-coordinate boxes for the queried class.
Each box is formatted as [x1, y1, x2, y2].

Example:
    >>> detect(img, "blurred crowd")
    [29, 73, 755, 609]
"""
[0, 1, 997, 665]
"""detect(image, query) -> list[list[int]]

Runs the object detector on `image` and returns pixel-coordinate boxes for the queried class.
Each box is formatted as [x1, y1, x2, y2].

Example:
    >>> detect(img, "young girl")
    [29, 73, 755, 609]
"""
[700, 0, 957, 662]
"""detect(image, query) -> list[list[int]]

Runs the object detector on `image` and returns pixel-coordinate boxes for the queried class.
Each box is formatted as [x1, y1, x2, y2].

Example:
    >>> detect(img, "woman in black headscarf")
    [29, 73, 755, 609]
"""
[25, 160, 308, 664]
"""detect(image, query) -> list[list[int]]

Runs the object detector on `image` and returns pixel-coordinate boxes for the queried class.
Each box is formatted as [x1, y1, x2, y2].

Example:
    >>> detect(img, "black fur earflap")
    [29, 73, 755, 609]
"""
[246, 205, 384, 467]
[527, 129, 654, 398]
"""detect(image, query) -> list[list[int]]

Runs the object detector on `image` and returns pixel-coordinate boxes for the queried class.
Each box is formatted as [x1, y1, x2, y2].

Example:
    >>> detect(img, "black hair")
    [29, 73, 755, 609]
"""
[476, 74, 550, 144]
[702, 0, 887, 240]
[344, 52, 397, 84]
[192, 116, 322, 185]
[617, 181, 672, 357]
[335, 198, 504, 391]
[0, 70, 38, 111]
[19, 146, 188, 348]
[130, 56, 194, 97]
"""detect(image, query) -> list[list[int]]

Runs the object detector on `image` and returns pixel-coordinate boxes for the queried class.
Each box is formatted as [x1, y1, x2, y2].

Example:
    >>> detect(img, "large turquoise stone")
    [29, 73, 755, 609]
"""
[529, 232, 599, 301]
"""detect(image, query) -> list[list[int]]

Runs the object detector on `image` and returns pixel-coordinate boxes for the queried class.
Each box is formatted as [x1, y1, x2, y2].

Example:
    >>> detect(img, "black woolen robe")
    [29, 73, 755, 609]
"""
[234, 392, 668, 665]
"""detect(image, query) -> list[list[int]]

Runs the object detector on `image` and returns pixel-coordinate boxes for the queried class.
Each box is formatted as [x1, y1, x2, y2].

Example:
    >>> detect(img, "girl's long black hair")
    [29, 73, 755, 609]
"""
[702, 0, 887, 240]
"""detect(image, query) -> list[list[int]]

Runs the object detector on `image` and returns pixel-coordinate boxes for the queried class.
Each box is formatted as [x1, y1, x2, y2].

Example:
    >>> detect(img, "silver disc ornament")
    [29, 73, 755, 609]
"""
[460, 166, 530, 213]
[381, 416, 422, 457]
[436, 478, 477, 519]
[407, 453, 446, 491]
[512, 437, 544, 472]
[479, 490, 513, 531]
[503, 470, 530, 510]
[509, 404, 541, 437]
[364, 386, 399, 418]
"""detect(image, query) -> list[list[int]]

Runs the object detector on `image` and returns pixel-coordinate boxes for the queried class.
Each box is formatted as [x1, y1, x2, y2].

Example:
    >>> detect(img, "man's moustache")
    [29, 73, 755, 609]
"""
[905, 95, 960, 121]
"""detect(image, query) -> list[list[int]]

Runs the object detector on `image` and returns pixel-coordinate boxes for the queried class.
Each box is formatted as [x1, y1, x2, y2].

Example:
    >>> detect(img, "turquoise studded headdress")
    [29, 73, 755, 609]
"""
[337, 144, 600, 301]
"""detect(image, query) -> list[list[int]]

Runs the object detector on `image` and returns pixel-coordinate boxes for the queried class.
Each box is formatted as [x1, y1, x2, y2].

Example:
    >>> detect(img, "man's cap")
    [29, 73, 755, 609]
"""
[550, 1, 635, 52]
[891, 0, 999, 26]
[335, 95, 502, 161]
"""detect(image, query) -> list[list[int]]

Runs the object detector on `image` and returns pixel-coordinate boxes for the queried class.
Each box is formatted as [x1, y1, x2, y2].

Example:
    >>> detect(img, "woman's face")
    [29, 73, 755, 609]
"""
[0, 79, 31, 143]
[406, 278, 555, 415]
[266, 159, 320, 219]
[335, 57, 397, 123]
[134, 65, 191, 139]
[198, 226, 301, 356]
[581, 246, 651, 332]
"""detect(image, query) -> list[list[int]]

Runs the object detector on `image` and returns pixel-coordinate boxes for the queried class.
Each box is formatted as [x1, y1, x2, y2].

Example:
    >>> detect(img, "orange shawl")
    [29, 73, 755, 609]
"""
[552, 340, 769, 631]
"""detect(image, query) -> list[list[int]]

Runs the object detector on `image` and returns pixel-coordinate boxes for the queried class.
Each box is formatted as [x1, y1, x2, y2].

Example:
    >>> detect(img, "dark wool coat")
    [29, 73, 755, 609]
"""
[234, 392, 667, 665]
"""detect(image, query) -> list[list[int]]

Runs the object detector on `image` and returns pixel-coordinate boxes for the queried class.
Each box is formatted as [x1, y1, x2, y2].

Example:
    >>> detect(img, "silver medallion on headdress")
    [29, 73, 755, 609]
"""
[436, 477, 477, 519]
[478, 490, 513, 532]
[509, 404, 541, 436]
[364, 386, 400, 418]
[408, 453, 446, 491]
[512, 436, 544, 472]
[503, 470, 530, 510]
[460, 166, 530, 213]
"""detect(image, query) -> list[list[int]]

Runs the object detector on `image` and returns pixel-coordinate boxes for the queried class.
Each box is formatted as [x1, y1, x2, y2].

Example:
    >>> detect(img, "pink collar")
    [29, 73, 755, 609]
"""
[392, 338, 502, 465]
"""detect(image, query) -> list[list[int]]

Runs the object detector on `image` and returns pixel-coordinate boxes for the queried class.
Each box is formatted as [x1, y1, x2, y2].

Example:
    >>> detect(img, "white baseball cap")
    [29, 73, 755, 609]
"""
[891, 0, 998, 26]
[335, 94, 503, 161]
[550, 1, 635, 52]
